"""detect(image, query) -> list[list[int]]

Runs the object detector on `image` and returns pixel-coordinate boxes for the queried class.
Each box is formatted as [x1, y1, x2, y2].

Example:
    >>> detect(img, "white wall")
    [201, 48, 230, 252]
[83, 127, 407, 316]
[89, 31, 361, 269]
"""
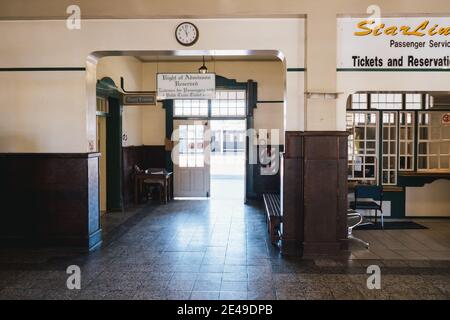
[0, 71, 86, 152]
[406, 180, 450, 217]
[0, 18, 305, 153]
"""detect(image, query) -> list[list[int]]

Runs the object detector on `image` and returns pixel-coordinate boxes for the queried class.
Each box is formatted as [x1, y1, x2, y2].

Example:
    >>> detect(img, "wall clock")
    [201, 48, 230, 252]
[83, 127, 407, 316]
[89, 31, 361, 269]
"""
[175, 22, 199, 46]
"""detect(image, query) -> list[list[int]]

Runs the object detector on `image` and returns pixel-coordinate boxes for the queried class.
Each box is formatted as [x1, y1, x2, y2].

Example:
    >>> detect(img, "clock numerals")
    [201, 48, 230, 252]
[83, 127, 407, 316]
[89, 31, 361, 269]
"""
[175, 22, 199, 46]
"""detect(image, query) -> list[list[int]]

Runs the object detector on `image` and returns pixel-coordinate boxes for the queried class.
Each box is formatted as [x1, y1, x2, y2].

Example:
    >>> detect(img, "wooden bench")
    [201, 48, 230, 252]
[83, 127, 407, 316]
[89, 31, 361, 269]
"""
[263, 193, 282, 245]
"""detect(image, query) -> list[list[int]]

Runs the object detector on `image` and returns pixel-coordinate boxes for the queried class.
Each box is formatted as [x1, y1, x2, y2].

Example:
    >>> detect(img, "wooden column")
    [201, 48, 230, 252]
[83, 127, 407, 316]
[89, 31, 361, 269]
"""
[281, 131, 348, 256]
[302, 132, 349, 256]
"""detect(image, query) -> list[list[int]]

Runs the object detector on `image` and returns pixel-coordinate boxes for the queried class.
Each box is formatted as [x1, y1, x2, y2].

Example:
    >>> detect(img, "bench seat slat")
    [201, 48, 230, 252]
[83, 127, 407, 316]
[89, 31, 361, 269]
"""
[263, 193, 282, 246]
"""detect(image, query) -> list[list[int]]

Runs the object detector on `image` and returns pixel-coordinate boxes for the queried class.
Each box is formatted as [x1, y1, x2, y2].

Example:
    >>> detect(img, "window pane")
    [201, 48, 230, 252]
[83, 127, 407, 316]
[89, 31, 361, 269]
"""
[417, 111, 450, 171]
[347, 111, 378, 182]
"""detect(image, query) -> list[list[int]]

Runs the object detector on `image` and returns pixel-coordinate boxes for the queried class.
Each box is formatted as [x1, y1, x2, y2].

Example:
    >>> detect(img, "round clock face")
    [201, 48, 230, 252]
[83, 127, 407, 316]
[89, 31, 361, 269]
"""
[175, 22, 199, 46]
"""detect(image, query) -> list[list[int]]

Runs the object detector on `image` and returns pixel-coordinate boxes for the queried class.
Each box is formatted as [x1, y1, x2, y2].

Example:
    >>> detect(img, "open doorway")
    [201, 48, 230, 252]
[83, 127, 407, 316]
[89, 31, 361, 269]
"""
[210, 120, 246, 200]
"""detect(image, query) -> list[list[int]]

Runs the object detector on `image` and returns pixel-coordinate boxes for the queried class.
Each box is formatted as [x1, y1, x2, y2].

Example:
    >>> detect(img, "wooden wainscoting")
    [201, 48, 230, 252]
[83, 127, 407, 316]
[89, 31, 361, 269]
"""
[0, 153, 101, 250]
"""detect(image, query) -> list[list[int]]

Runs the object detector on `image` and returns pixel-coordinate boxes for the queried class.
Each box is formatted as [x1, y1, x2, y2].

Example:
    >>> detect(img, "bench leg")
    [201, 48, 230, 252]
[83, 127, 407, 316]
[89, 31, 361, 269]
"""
[269, 221, 277, 245]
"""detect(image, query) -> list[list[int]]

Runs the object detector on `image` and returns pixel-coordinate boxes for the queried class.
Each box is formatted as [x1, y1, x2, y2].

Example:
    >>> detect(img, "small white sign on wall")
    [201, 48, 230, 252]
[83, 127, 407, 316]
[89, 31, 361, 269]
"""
[157, 73, 215, 100]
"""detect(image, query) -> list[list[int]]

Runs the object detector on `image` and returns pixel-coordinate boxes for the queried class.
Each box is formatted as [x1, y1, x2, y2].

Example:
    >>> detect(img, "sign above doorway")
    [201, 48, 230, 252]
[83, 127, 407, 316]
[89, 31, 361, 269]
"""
[338, 17, 450, 70]
[122, 93, 156, 105]
[157, 73, 215, 100]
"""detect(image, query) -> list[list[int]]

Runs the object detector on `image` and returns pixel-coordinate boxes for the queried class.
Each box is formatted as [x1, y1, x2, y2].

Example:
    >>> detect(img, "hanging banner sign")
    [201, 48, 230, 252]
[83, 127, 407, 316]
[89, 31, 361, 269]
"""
[337, 17, 450, 70]
[157, 73, 215, 99]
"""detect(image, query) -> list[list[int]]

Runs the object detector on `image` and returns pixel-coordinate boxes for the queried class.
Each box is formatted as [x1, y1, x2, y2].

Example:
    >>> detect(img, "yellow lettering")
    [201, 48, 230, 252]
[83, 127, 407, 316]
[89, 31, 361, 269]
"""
[354, 20, 374, 36]
[354, 19, 449, 38]
[401, 21, 428, 36]
[384, 26, 398, 36]
[411, 20, 429, 36]
[428, 24, 439, 36]
[438, 27, 450, 35]
[373, 23, 385, 36]
[400, 26, 411, 35]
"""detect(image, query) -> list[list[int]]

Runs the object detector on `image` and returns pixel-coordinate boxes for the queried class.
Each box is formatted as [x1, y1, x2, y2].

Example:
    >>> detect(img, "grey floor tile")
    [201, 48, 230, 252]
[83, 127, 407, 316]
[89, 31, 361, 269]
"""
[190, 291, 220, 300]
[1, 199, 450, 301]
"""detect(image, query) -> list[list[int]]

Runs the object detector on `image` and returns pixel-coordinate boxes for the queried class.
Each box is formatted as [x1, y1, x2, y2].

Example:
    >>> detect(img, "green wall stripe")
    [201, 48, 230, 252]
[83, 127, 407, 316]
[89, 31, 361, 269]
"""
[0, 67, 86, 72]
[337, 68, 450, 72]
[287, 68, 305, 72]
[257, 100, 284, 104]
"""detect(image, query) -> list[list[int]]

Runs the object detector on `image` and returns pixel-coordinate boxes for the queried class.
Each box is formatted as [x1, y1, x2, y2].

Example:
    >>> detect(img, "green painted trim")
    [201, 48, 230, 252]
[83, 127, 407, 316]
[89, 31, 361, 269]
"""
[216, 75, 247, 89]
[97, 77, 122, 99]
[383, 189, 406, 218]
[257, 100, 284, 104]
[337, 68, 450, 72]
[164, 100, 174, 173]
[0, 67, 85, 72]
[398, 174, 450, 187]
[97, 77, 123, 211]
[105, 96, 123, 211]
[287, 68, 305, 72]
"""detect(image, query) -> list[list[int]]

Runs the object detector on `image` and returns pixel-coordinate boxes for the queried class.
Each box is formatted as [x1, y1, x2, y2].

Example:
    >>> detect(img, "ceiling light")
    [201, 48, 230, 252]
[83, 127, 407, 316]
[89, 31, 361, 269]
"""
[198, 56, 208, 74]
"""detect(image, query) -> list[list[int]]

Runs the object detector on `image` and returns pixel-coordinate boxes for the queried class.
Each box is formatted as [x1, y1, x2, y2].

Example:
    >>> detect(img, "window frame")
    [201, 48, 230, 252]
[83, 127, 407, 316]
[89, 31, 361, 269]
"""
[347, 92, 450, 184]
[173, 89, 247, 120]
[346, 111, 379, 183]
[417, 111, 450, 172]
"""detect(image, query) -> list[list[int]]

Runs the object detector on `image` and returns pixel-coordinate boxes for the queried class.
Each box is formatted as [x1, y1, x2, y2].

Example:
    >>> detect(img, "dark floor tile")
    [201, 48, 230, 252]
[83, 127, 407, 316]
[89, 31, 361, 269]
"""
[248, 290, 276, 300]
[167, 279, 195, 291]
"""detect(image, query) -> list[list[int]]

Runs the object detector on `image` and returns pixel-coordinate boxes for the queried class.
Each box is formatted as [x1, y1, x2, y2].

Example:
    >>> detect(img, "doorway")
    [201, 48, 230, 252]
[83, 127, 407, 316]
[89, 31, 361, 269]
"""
[173, 119, 211, 198]
[96, 77, 124, 212]
[210, 119, 246, 200]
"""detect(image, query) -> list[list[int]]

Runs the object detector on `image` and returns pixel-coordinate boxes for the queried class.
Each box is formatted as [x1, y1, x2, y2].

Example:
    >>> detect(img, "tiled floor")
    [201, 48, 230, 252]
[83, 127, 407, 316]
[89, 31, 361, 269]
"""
[0, 199, 449, 300]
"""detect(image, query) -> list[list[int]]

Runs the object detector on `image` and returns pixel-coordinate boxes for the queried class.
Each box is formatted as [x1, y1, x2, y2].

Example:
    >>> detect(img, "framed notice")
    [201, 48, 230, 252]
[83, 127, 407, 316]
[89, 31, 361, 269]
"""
[157, 73, 215, 100]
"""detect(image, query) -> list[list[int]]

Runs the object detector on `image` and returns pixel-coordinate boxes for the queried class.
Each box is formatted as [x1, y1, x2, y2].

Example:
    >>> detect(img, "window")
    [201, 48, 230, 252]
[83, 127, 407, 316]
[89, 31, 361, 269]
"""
[211, 90, 246, 117]
[405, 93, 422, 110]
[418, 112, 450, 171]
[371, 93, 402, 110]
[347, 112, 378, 182]
[174, 100, 208, 117]
[382, 112, 397, 184]
[351, 93, 368, 109]
[399, 112, 415, 171]
[178, 124, 205, 167]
